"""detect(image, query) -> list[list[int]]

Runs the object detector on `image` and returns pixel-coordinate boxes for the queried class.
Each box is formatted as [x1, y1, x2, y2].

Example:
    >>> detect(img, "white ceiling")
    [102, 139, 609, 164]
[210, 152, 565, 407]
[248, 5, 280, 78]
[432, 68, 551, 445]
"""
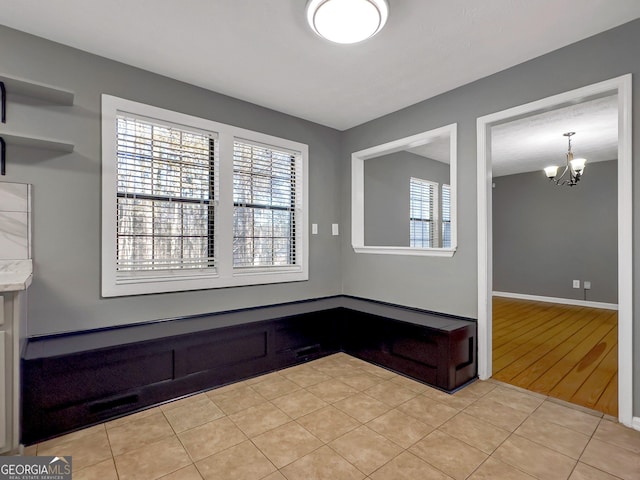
[407, 137, 450, 164]
[492, 95, 619, 177]
[0, 0, 639, 132]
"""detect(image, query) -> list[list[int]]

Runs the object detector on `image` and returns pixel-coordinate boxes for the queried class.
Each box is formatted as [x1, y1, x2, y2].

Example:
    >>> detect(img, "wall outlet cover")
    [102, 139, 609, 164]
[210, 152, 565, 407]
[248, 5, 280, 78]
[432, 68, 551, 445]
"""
[572, 280, 580, 288]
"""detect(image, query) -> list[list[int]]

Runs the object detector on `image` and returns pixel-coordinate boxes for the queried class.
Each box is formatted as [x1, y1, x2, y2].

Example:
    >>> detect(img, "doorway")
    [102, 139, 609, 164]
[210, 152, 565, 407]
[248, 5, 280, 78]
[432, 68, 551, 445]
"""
[476, 75, 633, 426]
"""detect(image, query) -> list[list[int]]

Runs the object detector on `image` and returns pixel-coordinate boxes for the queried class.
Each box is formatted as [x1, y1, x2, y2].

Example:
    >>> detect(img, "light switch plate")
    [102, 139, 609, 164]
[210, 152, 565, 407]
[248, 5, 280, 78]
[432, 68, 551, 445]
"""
[311, 224, 318, 235]
[332, 224, 339, 236]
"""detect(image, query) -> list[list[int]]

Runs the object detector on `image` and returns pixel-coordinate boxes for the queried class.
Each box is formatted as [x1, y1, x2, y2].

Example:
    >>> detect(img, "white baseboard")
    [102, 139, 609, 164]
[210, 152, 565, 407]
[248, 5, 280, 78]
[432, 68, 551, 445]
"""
[632, 417, 640, 431]
[492, 291, 618, 311]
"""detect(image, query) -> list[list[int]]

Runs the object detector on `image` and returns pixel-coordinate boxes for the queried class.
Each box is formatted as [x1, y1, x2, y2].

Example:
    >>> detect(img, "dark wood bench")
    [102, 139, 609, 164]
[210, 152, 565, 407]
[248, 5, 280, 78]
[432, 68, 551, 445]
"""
[21, 296, 476, 444]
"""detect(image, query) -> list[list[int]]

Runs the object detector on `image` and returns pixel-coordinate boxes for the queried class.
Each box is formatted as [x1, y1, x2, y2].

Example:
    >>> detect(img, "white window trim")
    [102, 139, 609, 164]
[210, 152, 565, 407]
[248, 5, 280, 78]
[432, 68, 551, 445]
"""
[351, 123, 457, 257]
[101, 95, 308, 297]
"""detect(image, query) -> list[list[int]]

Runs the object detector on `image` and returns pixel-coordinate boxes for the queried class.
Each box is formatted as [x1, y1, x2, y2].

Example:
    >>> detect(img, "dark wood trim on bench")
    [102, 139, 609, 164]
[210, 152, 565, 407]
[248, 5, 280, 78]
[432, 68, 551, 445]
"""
[21, 296, 476, 444]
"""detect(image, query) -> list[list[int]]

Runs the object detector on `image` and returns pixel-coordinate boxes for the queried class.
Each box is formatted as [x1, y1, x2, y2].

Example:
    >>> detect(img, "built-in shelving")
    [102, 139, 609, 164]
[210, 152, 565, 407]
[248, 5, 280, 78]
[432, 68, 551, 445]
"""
[0, 74, 74, 105]
[0, 132, 74, 153]
[0, 74, 75, 174]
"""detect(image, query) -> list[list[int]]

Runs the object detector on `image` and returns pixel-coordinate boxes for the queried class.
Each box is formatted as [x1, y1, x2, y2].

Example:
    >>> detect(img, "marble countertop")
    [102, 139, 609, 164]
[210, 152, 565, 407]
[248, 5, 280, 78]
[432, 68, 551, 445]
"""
[0, 259, 33, 292]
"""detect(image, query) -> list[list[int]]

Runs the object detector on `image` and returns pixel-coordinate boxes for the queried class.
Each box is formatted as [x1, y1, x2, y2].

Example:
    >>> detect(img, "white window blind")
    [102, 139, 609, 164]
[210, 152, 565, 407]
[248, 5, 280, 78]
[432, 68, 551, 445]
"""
[409, 177, 438, 248]
[442, 184, 451, 248]
[115, 115, 218, 278]
[233, 140, 300, 268]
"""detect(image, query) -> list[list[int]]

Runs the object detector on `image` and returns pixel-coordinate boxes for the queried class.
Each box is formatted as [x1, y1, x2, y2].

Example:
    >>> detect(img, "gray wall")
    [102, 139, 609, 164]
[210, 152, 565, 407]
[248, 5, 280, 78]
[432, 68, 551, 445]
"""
[0, 25, 343, 336]
[2, 18, 640, 414]
[492, 161, 617, 304]
[364, 151, 449, 246]
[340, 19, 640, 413]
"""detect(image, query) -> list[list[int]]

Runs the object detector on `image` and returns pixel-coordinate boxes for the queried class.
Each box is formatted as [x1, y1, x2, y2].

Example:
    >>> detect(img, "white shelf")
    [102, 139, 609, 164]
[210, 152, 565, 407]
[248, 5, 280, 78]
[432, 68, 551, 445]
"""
[0, 132, 74, 153]
[0, 74, 74, 105]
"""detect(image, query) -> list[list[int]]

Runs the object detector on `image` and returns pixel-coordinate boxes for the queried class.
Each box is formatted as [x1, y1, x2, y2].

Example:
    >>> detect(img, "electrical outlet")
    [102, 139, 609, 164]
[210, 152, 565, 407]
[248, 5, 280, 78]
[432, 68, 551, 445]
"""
[572, 280, 580, 288]
[311, 224, 318, 235]
[584, 281, 591, 290]
[332, 224, 339, 236]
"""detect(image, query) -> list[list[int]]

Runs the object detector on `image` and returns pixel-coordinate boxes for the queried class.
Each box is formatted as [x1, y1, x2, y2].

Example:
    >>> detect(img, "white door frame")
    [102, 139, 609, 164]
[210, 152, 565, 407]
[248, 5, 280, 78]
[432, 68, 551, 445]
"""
[476, 74, 633, 427]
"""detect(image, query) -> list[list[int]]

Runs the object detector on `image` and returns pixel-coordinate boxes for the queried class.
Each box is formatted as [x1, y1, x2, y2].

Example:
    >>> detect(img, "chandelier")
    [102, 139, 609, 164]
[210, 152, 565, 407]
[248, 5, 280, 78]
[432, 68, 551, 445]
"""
[306, 0, 389, 44]
[543, 132, 587, 187]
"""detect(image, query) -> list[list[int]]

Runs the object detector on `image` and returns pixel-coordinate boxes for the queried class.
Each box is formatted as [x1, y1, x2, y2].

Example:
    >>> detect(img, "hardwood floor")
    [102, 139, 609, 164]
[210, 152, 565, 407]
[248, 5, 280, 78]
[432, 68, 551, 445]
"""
[492, 297, 618, 416]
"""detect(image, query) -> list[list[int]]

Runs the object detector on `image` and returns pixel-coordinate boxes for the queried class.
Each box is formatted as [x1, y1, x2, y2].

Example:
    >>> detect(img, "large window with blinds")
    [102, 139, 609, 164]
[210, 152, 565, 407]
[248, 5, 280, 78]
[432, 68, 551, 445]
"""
[102, 95, 308, 297]
[115, 116, 217, 274]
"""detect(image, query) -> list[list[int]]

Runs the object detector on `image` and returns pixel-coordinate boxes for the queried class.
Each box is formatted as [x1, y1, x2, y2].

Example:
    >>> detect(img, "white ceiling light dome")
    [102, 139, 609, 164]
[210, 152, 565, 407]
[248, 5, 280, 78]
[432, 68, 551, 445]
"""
[306, 0, 389, 44]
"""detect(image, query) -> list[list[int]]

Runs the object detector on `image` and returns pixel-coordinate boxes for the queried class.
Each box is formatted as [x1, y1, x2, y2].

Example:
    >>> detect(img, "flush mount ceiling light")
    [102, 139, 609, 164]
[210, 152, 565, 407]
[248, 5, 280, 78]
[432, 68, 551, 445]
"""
[306, 0, 389, 44]
[543, 132, 587, 187]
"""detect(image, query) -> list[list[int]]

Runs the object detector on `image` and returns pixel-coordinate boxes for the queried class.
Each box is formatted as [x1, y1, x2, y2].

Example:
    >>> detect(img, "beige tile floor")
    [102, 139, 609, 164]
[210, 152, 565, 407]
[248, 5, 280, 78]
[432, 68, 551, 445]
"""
[23, 353, 640, 480]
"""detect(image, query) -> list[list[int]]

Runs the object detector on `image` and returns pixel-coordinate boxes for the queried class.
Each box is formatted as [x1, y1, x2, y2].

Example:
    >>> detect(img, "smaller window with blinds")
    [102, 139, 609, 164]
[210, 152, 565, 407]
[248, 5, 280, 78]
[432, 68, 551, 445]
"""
[115, 115, 218, 277]
[233, 140, 300, 269]
[441, 184, 451, 248]
[409, 177, 439, 248]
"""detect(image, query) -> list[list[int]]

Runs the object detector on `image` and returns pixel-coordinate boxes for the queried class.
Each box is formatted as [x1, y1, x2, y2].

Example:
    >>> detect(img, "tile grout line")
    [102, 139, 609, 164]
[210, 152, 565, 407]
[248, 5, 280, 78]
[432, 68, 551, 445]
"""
[455, 389, 557, 479]
[102, 423, 120, 480]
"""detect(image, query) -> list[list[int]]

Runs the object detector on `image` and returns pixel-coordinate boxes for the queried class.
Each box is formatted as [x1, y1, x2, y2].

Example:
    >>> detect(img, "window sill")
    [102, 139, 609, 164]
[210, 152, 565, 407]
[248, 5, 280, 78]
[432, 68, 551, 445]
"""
[103, 269, 308, 297]
[352, 245, 456, 257]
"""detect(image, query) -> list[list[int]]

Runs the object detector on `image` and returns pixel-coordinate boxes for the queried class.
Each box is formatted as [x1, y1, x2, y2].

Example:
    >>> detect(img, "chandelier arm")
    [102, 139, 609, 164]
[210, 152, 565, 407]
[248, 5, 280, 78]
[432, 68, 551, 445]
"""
[555, 165, 570, 182]
[550, 178, 568, 186]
